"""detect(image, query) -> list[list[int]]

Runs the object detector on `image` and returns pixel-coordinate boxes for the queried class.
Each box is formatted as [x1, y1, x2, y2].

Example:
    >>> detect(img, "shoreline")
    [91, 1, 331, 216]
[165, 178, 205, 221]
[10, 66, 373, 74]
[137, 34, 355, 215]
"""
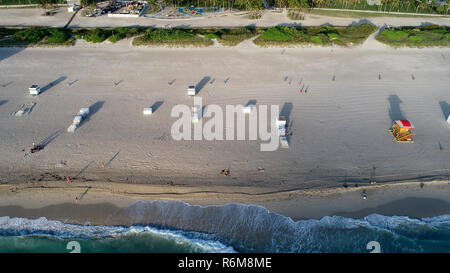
[1, 180, 449, 225]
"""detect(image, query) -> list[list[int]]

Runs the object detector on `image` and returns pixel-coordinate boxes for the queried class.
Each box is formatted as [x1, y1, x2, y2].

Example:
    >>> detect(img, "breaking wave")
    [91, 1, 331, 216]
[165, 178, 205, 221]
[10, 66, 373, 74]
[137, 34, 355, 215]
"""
[0, 200, 449, 253]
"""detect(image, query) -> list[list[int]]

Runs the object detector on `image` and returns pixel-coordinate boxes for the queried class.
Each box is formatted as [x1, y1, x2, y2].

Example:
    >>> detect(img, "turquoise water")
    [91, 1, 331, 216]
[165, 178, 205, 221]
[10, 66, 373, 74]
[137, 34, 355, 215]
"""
[0, 201, 449, 253]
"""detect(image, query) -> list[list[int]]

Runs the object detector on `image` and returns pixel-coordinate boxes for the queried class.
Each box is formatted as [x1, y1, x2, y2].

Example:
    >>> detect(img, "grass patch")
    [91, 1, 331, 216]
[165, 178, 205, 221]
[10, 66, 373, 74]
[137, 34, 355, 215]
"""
[132, 28, 212, 47]
[254, 24, 377, 47]
[198, 27, 260, 46]
[376, 25, 450, 47]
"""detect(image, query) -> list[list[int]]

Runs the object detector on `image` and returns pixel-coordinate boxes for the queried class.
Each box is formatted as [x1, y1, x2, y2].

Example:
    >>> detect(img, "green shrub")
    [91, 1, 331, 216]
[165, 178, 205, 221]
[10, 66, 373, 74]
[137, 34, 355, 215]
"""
[446, 33, 450, 39]
[205, 33, 220, 39]
[132, 28, 212, 47]
[83, 28, 112, 43]
[108, 34, 123, 43]
[259, 27, 293, 41]
[46, 28, 72, 44]
[376, 25, 450, 47]
[327, 33, 339, 39]
[14, 27, 48, 44]
[107, 27, 142, 43]
[310, 35, 322, 43]
[192, 28, 259, 46]
[254, 24, 376, 47]
[0, 28, 19, 37]
[382, 29, 409, 39]
[408, 35, 422, 42]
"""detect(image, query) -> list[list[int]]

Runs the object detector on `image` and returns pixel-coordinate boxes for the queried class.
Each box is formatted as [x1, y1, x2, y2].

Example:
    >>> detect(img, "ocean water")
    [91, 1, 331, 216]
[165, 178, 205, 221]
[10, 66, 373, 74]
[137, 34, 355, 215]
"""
[0, 201, 449, 253]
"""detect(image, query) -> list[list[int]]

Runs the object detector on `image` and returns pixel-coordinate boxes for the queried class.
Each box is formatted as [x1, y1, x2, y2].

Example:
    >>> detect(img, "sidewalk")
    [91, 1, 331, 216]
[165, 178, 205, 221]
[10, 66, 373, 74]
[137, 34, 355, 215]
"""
[0, 7, 448, 28]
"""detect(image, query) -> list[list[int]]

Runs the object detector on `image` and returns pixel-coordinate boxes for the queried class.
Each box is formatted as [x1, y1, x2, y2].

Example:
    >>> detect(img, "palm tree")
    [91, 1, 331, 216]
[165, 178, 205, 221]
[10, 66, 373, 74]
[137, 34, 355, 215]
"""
[389, 0, 400, 12]
[415, 0, 424, 13]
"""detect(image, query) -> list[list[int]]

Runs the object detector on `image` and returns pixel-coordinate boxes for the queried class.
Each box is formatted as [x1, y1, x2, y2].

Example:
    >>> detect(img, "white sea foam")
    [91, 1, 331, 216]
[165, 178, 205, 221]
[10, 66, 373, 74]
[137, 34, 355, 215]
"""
[0, 201, 449, 253]
[0, 216, 235, 253]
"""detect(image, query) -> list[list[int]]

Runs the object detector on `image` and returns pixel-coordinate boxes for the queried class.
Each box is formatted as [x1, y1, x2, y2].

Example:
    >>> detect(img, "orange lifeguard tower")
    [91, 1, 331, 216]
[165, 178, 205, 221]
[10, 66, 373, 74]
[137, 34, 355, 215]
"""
[390, 120, 415, 143]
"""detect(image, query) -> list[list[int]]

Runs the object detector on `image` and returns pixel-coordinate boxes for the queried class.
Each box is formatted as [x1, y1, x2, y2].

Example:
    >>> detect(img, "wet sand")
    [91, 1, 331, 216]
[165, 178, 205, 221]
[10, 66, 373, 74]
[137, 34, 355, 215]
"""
[0, 180, 449, 225]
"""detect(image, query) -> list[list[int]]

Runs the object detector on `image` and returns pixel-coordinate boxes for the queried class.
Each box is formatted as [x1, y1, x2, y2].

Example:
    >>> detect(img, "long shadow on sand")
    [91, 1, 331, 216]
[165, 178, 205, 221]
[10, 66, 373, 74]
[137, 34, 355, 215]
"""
[195, 76, 211, 95]
[151, 101, 164, 112]
[40, 76, 67, 94]
[78, 101, 104, 129]
[280, 102, 293, 123]
[388, 94, 406, 124]
[246, 100, 257, 107]
[439, 101, 449, 120]
[0, 48, 24, 63]
[37, 129, 63, 149]
[1, 81, 13, 88]
[74, 161, 94, 179]
[280, 102, 293, 142]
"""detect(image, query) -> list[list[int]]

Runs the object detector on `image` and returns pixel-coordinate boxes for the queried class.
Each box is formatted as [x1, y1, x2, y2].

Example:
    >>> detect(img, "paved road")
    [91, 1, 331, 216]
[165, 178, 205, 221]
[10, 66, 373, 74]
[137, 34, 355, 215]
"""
[0, 7, 448, 28]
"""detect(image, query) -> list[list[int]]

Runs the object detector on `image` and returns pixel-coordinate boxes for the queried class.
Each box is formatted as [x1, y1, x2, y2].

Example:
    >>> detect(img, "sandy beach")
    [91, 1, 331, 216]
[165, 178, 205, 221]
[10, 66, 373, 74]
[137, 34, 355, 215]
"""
[0, 33, 449, 225]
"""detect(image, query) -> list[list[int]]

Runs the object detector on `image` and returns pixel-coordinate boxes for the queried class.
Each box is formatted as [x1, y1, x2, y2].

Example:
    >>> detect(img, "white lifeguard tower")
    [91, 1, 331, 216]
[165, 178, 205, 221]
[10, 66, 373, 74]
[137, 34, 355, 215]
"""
[29, 85, 41, 96]
[143, 108, 153, 115]
[276, 116, 287, 136]
[187, 85, 196, 96]
[67, 107, 90, 133]
[280, 135, 289, 148]
[243, 104, 256, 114]
[191, 105, 200, 123]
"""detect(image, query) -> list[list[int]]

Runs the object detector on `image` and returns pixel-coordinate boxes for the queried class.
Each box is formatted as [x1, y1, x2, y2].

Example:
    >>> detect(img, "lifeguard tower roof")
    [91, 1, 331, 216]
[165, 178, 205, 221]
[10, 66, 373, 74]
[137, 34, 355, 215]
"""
[395, 120, 415, 129]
